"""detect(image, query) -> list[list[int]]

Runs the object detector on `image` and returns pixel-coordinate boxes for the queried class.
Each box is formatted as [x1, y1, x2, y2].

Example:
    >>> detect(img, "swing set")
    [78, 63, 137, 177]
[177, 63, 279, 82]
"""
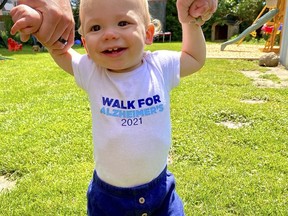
[221, 0, 287, 54]
[260, 0, 286, 52]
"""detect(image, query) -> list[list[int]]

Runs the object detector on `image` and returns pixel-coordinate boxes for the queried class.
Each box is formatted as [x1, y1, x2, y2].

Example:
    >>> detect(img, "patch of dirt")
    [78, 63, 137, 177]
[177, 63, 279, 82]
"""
[216, 121, 250, 129]
[206, 44, 288, 88]
[0, 176, 16, 193]
[241, 66, 288, 88]
[208, 44, 287, 129]
[240, 99, 267, 104]
[207, 43, 267, 59]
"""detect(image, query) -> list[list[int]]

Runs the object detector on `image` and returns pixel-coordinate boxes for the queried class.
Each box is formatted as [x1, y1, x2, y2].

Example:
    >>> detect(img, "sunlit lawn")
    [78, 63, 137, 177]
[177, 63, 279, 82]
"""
[0, 44, 287, 215]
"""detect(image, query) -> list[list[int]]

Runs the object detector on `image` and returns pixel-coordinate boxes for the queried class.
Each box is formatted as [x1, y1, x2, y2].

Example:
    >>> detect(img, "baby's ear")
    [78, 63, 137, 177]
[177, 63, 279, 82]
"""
[145, 23, 155, 45]
[81, 37, 90, 58]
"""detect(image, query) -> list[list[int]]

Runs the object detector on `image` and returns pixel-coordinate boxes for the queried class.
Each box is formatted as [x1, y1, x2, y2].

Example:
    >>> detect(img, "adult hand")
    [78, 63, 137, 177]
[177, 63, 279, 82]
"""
[177, 0, 218, 25]
[17, 0, 75, 53]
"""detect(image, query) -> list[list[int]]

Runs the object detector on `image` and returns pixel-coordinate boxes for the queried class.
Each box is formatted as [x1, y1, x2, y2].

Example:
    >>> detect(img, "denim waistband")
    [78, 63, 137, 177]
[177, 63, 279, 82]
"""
[92, 166, 168, 197]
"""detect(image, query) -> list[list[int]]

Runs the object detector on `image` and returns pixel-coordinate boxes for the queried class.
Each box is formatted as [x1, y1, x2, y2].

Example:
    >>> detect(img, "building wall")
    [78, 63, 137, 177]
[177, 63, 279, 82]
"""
[211, 23, 239, 41]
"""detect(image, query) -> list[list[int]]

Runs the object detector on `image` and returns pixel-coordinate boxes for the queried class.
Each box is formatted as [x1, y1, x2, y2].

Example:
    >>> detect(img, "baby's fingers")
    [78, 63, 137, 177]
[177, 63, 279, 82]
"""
[210, 0, 218, 13]
[19, 33, 31, 42]
[189, 0, 209, 18]
[10, 18, 28, 35]
[201, 12, 213, 21]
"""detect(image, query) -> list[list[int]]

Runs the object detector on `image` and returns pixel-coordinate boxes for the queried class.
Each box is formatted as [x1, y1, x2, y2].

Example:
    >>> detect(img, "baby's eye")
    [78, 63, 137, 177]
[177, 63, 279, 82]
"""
[118, 21, 129, 27]
[91, 25, 101, 32]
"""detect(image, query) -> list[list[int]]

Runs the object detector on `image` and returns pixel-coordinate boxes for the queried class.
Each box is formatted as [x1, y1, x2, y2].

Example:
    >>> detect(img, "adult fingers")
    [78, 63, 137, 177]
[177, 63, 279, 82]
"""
[65, 27, 75, 51]
[43, 14, 71, 47]
[38, 27, 74, 54]
[33, 4, 60, 46]
[17, 0, 46, 9]
[38, 21, 74, 51]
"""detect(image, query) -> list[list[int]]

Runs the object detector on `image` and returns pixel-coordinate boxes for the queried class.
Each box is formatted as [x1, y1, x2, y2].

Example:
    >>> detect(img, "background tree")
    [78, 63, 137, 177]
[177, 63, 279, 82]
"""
[213, 0, 265, 31]
[71, 0, 80, 40]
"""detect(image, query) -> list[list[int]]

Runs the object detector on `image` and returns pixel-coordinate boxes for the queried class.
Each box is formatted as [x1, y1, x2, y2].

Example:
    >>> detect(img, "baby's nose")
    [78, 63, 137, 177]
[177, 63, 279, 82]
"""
[102, 29, 119, 40]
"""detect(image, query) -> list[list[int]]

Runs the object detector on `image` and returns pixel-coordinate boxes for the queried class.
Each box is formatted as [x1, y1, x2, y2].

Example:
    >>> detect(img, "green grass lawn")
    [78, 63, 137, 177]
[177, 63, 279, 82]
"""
[1, 44, 287, 215]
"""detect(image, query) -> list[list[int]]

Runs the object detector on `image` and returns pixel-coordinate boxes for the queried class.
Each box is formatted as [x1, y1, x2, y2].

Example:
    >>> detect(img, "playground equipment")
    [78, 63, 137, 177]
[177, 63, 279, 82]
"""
[280, 0, 288, 68]
[0, 0, 8, 10]
[221, 0, 286, 53]
[7, 37, 22, 51]
[262, 0, 286, 52]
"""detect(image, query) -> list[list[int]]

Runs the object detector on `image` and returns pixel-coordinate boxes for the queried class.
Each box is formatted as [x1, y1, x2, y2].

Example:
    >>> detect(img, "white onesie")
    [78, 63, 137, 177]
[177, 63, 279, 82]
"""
[72, 50, 180, 187]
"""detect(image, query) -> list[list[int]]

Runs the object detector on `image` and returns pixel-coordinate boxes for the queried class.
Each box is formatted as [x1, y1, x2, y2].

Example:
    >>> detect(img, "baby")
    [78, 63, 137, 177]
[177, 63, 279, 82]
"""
[11, 0, 217, 215]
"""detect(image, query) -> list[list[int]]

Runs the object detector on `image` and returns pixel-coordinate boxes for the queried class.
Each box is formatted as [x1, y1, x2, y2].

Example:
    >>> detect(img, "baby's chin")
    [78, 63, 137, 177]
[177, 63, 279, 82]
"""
[107, 68, 129, 73]
[107, 66, 137, 73]
[106, 65, 135, 73]
[107, 61, 143, 73]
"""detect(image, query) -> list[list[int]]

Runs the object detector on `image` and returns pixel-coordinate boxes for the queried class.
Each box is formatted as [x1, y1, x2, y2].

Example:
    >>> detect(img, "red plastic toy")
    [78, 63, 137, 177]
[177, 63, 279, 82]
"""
[7, 38, 22, 51]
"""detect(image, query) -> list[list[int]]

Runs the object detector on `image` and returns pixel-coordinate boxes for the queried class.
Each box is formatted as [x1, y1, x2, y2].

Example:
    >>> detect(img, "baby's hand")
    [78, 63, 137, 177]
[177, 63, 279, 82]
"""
[177, 0, 217, 26]
[10, 5, 42, 42]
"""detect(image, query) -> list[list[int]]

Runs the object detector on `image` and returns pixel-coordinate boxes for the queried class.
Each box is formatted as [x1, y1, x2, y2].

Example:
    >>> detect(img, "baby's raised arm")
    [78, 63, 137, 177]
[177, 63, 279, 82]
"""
[177, 0, 217, 77]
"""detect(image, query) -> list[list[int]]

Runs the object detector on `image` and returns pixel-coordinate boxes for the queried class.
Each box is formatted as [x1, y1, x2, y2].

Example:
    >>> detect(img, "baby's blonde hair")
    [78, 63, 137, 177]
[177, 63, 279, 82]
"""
[78, 0, 161, 35]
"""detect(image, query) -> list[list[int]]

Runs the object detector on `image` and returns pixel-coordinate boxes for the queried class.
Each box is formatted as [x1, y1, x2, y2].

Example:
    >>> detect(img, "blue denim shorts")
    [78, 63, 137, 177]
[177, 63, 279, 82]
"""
[87, 167, 185, 216]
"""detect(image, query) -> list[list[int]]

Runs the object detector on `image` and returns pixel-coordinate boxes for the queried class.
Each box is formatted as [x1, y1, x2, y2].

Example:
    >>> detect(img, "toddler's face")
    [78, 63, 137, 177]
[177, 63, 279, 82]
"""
[80, 0, 154, 72]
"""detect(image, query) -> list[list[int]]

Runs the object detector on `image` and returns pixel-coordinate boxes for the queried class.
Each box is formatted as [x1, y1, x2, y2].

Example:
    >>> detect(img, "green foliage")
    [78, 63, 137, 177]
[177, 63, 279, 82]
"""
[0, 29, 33, 46]
[214, 0, 264, 24]
[166, 0, 182, 41]
[0, 31, 8, 47]
[1, 15, 13, 38]
[71, 0, 81, 40]
[2, 15, 13, 30]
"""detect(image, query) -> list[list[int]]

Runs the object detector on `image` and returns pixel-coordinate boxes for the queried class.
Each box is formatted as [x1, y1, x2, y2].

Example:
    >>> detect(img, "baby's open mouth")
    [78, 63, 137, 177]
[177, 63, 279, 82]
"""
[103, 48, 125, 54]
